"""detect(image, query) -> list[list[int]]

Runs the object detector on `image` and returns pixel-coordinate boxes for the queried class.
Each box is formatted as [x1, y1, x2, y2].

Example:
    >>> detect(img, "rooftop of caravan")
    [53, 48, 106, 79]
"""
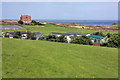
[88, 34, 104, 39]
[49, 32, 88, 36]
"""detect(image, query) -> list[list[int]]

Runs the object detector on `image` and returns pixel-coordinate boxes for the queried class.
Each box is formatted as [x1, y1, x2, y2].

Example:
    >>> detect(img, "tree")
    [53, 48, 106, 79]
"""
[31, 20, 37, 23]
[106, 33, 111, 38]
[106, 35, 120, 48]
[13, 31, 22, 38]
[18, 20, 23, 24]
[38, 37, 45, 40]
[45, 35, 57, 42]
[4, 33, 9, 37]
[31, 32, 36, 40]
[25, 23, 28, 25]
[93, 32, 104, 36]
[56, 35, 66, 42]
[27, 31, 32, 39]
[71, 35, 93, 45]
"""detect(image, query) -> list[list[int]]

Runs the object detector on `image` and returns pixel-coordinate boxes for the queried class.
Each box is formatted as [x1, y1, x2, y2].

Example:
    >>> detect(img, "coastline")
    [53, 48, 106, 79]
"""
[49, 22, 118, 32]
[0, 19, 119, 32]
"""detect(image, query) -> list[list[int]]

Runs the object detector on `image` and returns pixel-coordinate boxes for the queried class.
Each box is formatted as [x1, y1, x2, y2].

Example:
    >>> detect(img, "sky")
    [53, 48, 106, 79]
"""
[2, 2, 118, 20]
[1, 0, 119, 2]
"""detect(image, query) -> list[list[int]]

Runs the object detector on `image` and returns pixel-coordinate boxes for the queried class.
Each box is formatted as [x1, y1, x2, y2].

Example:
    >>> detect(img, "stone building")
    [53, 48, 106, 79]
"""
[20, 15, 31, 23]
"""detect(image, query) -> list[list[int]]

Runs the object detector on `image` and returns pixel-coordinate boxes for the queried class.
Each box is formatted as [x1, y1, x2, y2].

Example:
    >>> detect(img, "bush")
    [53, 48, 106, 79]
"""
[31, 32, 36, 40]
[18, 20, 23, 25]
[31, 23, 35, 26]
[26, 31, 36, 40]
[40, 35, 66, 42]
[13, 35, 19, 38]
[71, 35, 93, 45]
[45, 35, 57, 42]
[27, 31, 32, 39]
[106, 33, 111, 38]
[13, 31, 22, 38]
[4, 33, 9, 37]
[56, 35, 66, 42]
[38, 37, 45, 40]
[31, 20, 37, 23]
[93, 32, 104, 37]
[106, 35, 120, 48]
[25, 23, 30, 25]
[31, 20, 44, 26]
[25, 23, 28, 25]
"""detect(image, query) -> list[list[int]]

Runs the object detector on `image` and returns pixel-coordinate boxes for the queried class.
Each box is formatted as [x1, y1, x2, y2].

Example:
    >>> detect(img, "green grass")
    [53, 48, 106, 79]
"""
[23, 24, 118, 35]
[2, 38, 118, 78]
[2, 24, 118, 35]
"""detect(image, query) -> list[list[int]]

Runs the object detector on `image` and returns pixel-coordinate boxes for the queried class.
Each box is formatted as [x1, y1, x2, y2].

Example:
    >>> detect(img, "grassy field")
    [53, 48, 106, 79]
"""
[2, 24, 118, 35]
[23, 24, 118, 35]
[2, 38, 118, 78]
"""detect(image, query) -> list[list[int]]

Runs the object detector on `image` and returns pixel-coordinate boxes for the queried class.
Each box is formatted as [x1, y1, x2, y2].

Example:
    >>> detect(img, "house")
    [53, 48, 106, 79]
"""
[9, 32, 16, 38]
[66, 32, 88, 37]
[49, 32, 89, 43]
[64, 33, 88, 43]
[0, 20, 2, 23]
[3, 31, 27, 39]
[20, 32, 45, 40]
[3, 31, 45, 40]
[21, 31, 27, 39]
[49, 32, 64, 37]
[3, 32, 16, 38]
[34, 32, 45, 40]
[49, 32, 88, 37]
[87, 34, 105, 46]
[20, 15, 31, 23]
[49, 32, 70, 43]
[49, 32, 106, 45]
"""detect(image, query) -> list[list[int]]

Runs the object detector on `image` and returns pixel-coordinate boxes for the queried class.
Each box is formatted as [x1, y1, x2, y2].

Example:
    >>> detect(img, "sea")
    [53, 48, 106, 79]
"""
[36, 20, 118, 25]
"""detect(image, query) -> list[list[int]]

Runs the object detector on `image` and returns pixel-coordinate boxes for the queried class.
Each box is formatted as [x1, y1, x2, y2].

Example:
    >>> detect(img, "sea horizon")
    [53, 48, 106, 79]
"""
[1, 19, 118, 25]
[35, 19, 118, 25]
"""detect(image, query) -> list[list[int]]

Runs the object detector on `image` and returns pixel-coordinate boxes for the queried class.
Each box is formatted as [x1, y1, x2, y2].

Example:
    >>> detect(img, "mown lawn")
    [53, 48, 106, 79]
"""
[2, 38, 118, 78]
[2, 24, 118, 35]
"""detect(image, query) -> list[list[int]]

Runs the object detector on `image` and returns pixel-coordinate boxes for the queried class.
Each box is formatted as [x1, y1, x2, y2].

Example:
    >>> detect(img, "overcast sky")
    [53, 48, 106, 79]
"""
[2, 2, 118, 20]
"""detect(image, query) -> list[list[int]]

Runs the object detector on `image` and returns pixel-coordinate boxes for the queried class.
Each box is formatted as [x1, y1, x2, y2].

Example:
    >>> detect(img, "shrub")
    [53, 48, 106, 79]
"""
[106, 33, 111, 38]
[25, 23, 28, 25]
[31, 32, 36, 40]
[18, 20, 23, 25]
[106, 35, 120, 48]
[93, 32, 104, 37]
[71, 35, 93, 45]
[31, 20, 45, 26]
[27, 31, 32, 39]
[56, 35, 66, 42]
[31, 23, 35, 26]
[13, 31, 22, 38]
[38, 37, 45, 40]
[31, 20, 37, 23]
[13, 35, 19, 38]
[45, 35, 57, 42]
[4, 33, 9, 37]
